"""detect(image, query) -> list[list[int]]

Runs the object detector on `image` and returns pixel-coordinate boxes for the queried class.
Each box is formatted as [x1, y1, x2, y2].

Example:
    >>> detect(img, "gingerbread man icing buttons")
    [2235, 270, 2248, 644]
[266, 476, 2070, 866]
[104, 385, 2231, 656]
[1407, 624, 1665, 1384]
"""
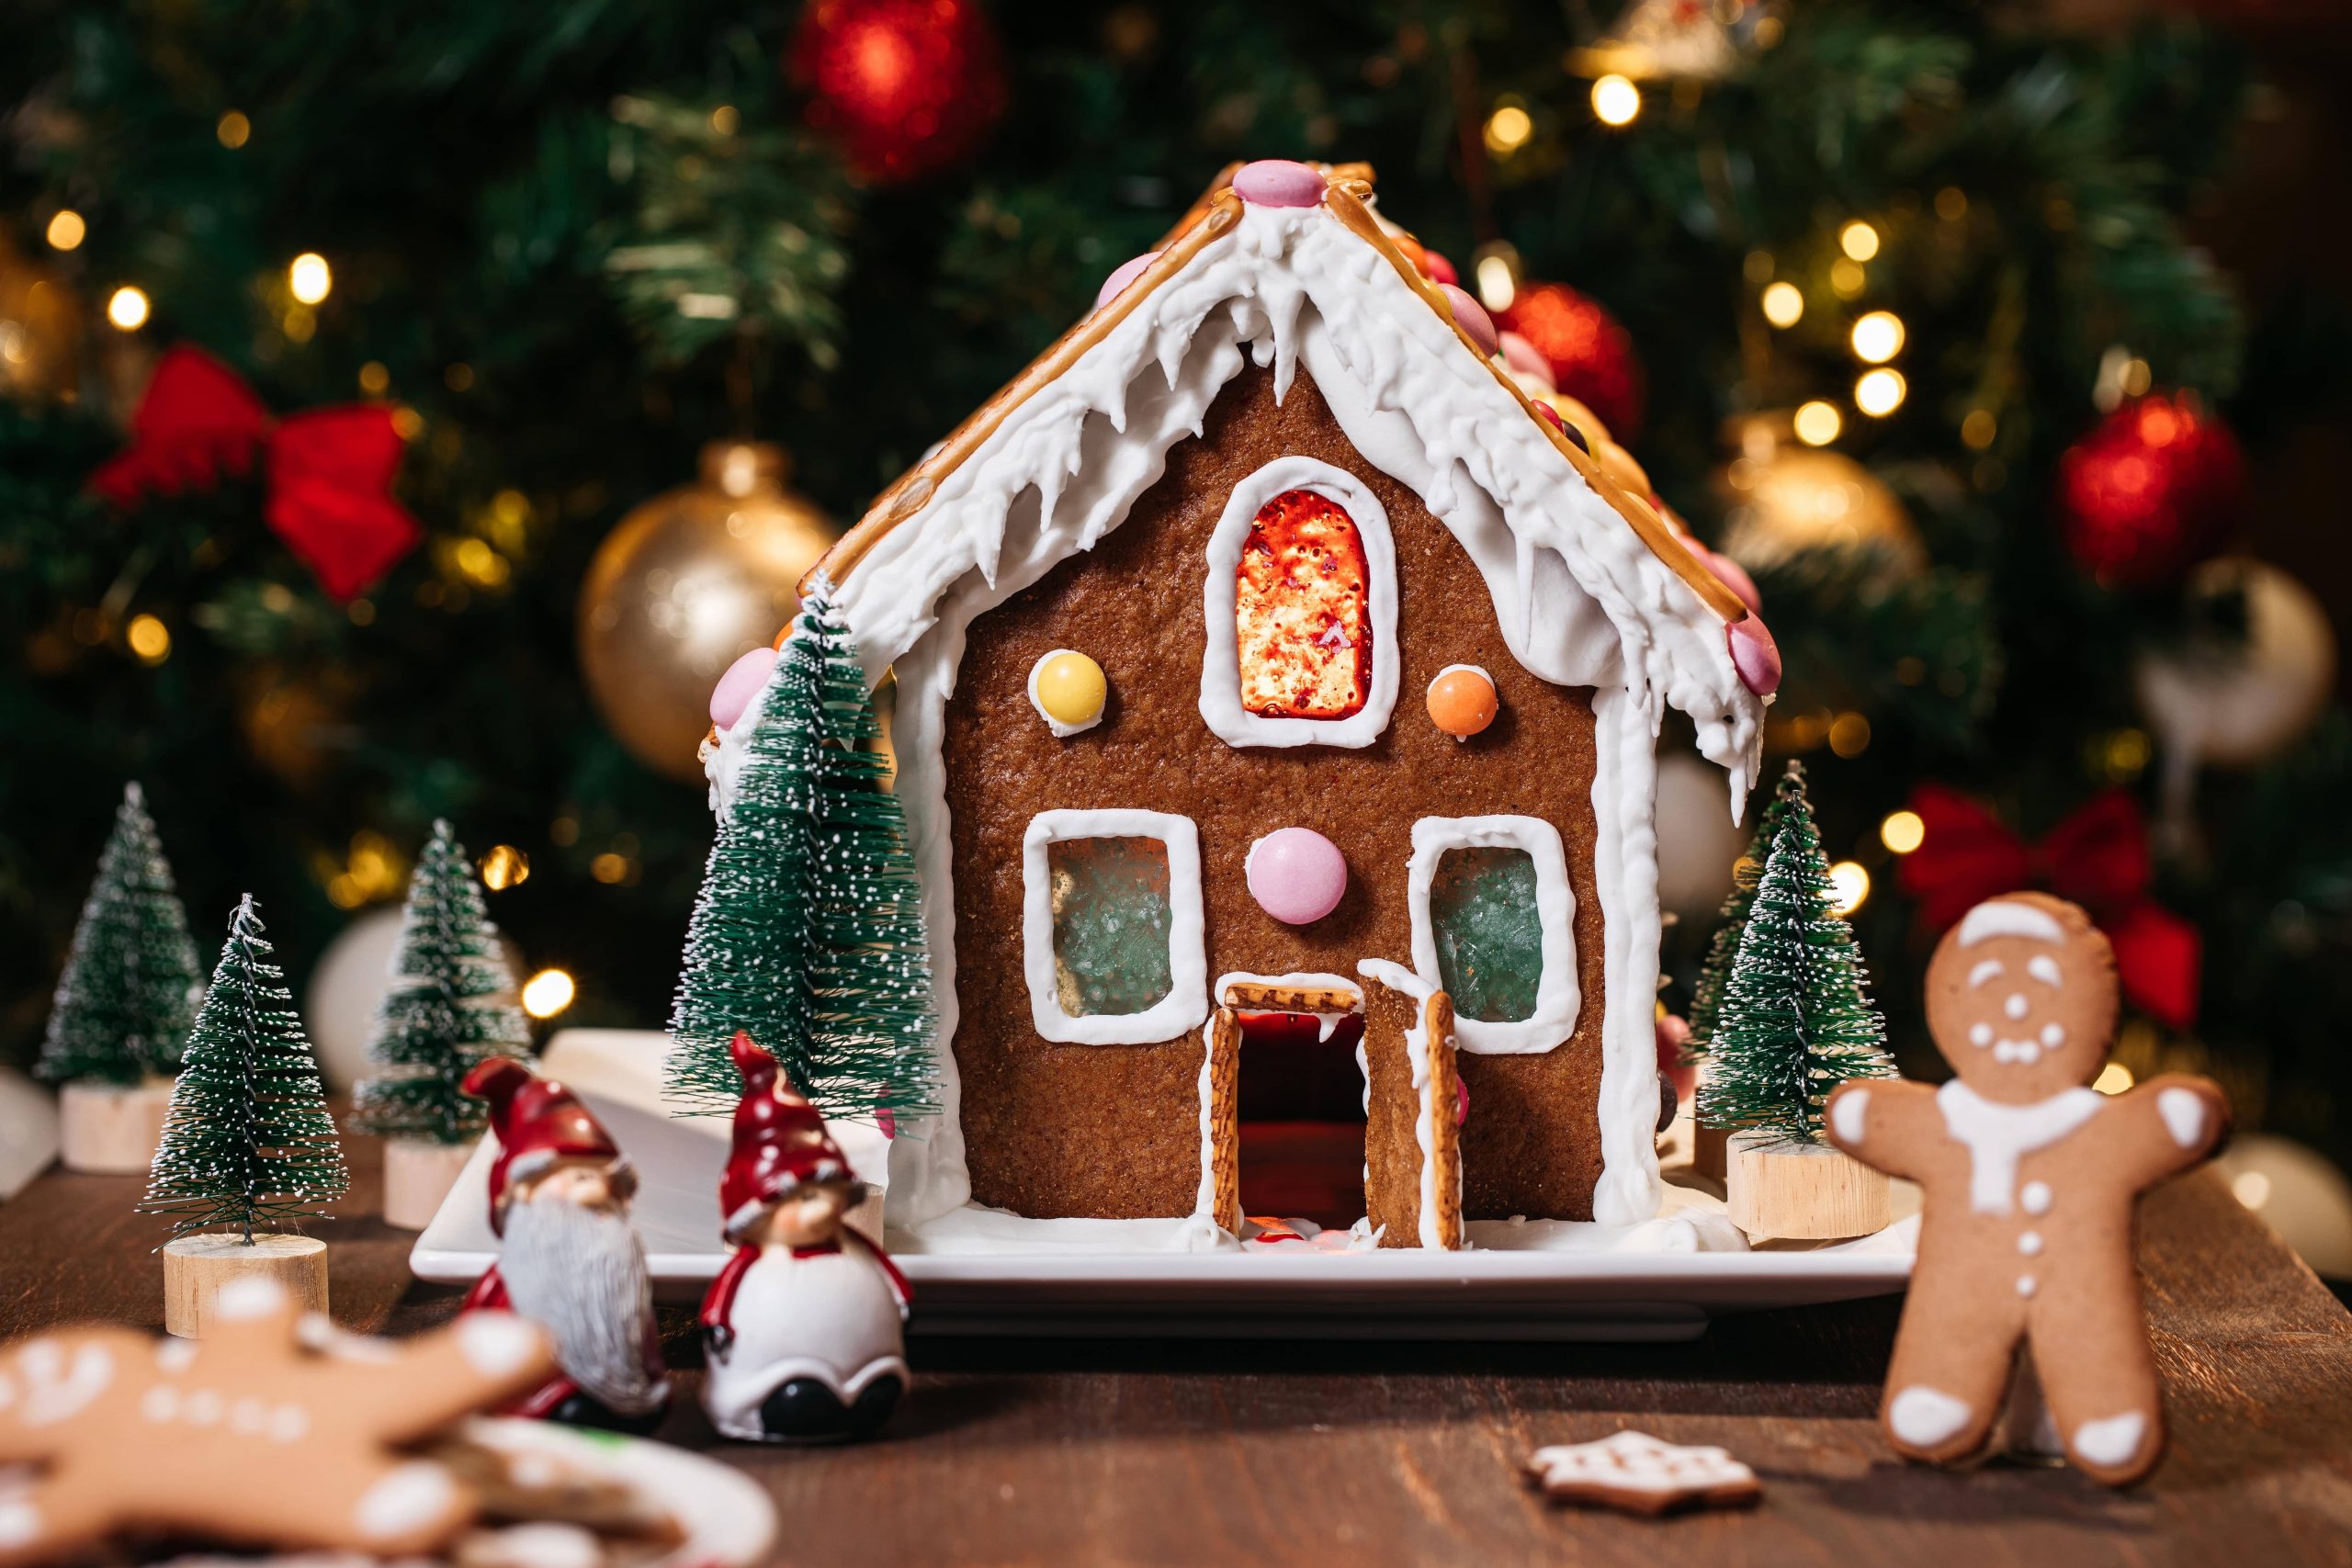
[1824, 891, 2230, 1486]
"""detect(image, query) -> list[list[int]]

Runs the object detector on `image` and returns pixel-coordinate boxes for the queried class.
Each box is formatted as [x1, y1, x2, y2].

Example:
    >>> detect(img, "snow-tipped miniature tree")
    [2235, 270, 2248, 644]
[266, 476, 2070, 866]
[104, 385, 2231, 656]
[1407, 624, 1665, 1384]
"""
[38, 782, 205, 1087]
[667, 575, 938, 1122]
[1695, 783, 1894, 1146]
[142, 896, 348, 1242]
[1686, 761, 1809, 1060]
[350, 820, 532, 1145]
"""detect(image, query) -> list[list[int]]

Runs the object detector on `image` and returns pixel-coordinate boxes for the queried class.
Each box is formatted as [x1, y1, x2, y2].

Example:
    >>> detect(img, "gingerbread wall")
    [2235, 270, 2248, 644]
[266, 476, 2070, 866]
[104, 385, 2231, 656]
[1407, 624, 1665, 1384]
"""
[939, 361, 1611, 1222]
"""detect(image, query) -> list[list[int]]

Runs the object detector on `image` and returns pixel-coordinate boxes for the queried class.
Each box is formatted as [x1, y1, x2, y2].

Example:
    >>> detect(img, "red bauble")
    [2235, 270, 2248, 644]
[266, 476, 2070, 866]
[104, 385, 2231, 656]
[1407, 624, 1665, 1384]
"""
[2057, 392, 2242, 588]
[788, 0, 1008, 186]
[1497, 281, 1645, 440]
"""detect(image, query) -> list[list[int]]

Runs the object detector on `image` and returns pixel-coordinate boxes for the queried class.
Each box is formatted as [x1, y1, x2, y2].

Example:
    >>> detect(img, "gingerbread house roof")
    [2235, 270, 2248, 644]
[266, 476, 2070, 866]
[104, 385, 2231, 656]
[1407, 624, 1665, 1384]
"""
[751, 161, 1770, 807]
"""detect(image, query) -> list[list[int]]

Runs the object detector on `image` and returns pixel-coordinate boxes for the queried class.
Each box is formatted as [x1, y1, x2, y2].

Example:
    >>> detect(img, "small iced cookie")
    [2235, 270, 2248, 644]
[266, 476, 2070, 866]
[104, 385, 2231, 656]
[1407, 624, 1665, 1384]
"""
[1525, 1431, 1761, 1517]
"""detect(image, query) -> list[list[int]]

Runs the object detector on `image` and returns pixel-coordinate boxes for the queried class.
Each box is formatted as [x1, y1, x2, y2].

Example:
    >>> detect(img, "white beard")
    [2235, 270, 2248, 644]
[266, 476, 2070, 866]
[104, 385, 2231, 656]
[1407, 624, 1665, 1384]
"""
[500, 1199, 665, 1416]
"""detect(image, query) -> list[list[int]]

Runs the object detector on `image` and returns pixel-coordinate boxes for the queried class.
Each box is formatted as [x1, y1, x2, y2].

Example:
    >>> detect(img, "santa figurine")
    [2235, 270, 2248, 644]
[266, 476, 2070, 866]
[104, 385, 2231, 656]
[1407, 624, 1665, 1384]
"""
[459, 1057, 670, 1431]
[699, 1032, 910, 1443]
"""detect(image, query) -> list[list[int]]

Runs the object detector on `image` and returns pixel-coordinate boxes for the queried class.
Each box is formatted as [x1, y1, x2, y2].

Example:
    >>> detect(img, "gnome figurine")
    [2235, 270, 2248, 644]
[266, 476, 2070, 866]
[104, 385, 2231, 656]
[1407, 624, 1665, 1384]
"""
[699, 1032, 910, 1443]
[459, 1058, 670, 1432]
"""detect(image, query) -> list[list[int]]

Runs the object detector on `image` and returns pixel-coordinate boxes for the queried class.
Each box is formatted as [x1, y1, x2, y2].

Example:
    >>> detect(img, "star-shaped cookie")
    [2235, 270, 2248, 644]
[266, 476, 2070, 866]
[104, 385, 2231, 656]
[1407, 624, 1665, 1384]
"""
[1525, 1430, 1762, 1517]
[0, 1278, 556, 1564]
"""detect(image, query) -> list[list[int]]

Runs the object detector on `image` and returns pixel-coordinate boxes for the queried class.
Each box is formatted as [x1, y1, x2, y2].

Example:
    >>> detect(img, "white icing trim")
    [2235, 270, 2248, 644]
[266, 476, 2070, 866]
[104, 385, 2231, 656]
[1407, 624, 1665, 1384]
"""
[2156, 1086, 2207, 1148]
[1589, 686, 1667, 1227]
[1935, 1080, 2103, 1215]
[1025, 649, 1103, 737]
[1958, 900, 2066, 947]
[1406, 814, 1577, 1055]
[1021, 809, 1207, 1045]
[1198, 455, 1398, 748]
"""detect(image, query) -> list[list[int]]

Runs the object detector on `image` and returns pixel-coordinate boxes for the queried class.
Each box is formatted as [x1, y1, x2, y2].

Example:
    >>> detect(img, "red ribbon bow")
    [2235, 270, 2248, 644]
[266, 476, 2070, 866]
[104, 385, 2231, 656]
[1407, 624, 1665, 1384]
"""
[1896, 784, 2200, 1029]
[91, 346, 422, 601]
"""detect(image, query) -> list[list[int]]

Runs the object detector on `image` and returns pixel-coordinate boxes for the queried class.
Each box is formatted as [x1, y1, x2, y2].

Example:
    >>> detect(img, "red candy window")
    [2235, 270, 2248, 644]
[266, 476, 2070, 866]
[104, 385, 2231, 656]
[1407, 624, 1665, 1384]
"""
[1234, 489, 1373, 720]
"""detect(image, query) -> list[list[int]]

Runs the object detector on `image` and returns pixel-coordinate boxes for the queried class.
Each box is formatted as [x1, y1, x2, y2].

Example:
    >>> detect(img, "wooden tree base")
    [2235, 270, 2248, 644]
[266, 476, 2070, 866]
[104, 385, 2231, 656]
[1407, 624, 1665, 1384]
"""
[382, 1138, 476, 1230]
[57, 1079, 175, 1174]
[163, 1233, 328, 1337]
[1692, 1122, 1730, 1184]
[1726, 1131, 1891, 1241]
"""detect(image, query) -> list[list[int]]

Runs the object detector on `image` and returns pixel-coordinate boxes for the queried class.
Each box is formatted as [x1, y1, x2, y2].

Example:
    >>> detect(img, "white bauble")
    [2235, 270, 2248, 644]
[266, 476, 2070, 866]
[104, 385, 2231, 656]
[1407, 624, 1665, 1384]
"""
[2136, 558, 2335, 768]
[1655, 750, 1755, 921]
[2214, 1134, 2352, 1280]
[0, 1068, 61, 1200]
[305, 907, 526, 1091]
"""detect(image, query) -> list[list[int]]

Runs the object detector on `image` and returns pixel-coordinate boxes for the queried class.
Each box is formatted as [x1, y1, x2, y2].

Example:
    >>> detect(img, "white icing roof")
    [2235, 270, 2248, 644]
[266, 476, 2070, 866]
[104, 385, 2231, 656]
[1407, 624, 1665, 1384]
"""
[808, 187, 1768, 800]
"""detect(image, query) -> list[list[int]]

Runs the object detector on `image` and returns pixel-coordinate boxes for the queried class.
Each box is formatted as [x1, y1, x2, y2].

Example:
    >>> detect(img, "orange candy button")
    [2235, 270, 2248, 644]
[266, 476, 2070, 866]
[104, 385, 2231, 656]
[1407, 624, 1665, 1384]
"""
[1426, 664, 1498, 739]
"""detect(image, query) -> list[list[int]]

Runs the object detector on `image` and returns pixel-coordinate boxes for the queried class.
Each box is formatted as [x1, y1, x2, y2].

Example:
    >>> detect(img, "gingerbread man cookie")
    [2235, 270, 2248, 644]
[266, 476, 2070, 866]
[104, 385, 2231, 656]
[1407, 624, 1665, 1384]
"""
[0, 1278, 556, 1564]
[1825, 892, 2228, 1486]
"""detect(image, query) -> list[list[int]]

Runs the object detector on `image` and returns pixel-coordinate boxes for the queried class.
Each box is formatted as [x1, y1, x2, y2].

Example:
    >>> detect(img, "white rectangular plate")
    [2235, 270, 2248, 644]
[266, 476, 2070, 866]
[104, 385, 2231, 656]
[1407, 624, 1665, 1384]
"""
[412, 1032, 1914, 1341]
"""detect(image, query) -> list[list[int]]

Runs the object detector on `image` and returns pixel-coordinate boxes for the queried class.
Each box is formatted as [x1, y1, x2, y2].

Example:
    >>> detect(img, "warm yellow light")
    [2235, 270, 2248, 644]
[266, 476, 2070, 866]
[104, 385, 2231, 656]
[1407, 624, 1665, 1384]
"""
[358, 361, 390, 396]
[2094, 1062, 2137, 1096]
[126, 614, 171, 664]
[1880, 810, 1926, 855]
[709, 105, 741, 136]
[521, 968, 576, 1019]
[288, 253, 332, 305]
[107, 286, 151, 332]
[216, 110, 252, 149]
[1761, 281, 1804, 328]
[1483, 104, 1533, 155]
[1792, 400, 1843, 446]
[1828, 258, 1866, 299]
[1855, 367, 1907, 416]
[1961, 409, 1996, 450]
[1474, 253, 1517, 312]
[1591, 74, 1642, 128]
[1850, 310, 1905, 364]
[1828, 861, 1871, 917]
[479, 843, 530, 891]
[45, 209, 85, 252]
[1828, 712, 1871, 759]
[1934, 186, 1968, 221]
[1839, 220, 1881, 262]
[590, 852, 633, 885]
[2232, 1168, 2271, 1210]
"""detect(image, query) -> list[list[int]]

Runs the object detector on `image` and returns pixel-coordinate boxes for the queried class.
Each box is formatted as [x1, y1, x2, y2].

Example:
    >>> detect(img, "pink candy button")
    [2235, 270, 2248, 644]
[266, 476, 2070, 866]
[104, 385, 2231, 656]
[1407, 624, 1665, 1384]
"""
[1438, 283, 1498, 357]
[1728, 616, 1781, 696]
[1245, 828, 1348, 925]
[1422, 249, 1459, 288]
[1093, 251, 1161, 311]
[1498, 331, 1555, 389]
[1703, 550, 1762, 614]
[709, 645, 778, 730]
[1231, 160, 1327, 208]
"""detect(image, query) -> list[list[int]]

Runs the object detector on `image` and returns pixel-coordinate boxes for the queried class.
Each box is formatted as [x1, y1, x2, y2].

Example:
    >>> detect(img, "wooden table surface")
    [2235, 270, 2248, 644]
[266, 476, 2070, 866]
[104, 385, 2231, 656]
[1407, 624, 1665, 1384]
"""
[6, 1135, 2351, 1568]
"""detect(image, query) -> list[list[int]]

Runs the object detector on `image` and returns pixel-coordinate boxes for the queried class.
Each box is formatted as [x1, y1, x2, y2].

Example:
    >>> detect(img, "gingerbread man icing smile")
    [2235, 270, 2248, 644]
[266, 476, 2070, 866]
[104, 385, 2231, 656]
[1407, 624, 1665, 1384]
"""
[1825, 891, 2229, 1486]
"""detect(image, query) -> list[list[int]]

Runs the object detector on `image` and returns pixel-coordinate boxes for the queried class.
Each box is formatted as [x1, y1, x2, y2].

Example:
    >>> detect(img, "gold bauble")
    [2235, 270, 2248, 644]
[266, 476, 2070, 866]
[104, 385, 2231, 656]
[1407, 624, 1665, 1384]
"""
[578, 442, 837, 784]
[1715, 426, 1922, 577]
[0, 236, 83, 401]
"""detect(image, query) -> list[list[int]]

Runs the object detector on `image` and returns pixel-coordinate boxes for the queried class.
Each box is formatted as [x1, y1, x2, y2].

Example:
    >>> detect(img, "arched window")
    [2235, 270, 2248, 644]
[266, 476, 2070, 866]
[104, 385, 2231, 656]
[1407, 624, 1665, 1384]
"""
[1235, 489, 1373, 721]
[1200, 457, 1398, 748]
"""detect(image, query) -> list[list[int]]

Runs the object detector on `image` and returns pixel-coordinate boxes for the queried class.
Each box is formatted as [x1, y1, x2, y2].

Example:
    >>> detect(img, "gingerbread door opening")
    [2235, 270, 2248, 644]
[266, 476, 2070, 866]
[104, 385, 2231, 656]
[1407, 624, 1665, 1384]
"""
[1204, 978, 1365, 1235]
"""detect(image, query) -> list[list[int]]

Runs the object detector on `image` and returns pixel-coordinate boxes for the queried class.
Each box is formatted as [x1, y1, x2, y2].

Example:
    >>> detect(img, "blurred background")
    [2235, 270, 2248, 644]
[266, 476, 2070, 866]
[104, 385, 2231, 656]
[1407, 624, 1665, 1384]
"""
[3, 0, 2348, 1276]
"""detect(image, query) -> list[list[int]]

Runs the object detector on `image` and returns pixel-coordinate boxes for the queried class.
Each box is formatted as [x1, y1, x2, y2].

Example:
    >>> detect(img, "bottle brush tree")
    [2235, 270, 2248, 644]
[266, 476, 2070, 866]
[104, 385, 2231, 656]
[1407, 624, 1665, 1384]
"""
[141, 895, 348, 1243]
[1695, 782, 1894, 1145]
[667, 573, 938, 1123]
[38, 782, 205, 1088]
[350, 820, 533, 1145]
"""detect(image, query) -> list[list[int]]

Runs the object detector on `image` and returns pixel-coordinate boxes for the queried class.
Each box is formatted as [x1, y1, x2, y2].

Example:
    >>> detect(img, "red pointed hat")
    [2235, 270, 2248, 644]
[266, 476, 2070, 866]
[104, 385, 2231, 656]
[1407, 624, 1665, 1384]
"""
[462, 1056, 634, 1235]
[720, 1032, 857, 1243]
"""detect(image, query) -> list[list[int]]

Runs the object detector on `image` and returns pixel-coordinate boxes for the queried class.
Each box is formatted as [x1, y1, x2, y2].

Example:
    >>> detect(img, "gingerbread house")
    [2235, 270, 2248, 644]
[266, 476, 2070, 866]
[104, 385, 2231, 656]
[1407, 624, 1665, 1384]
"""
[708, 161, 1773, 1251]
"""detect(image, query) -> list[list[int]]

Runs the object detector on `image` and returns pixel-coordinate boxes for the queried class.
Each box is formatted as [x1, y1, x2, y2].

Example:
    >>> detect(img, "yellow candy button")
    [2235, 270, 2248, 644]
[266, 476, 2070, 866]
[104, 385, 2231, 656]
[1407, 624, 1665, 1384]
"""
[1031, 649, 1106, 732]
